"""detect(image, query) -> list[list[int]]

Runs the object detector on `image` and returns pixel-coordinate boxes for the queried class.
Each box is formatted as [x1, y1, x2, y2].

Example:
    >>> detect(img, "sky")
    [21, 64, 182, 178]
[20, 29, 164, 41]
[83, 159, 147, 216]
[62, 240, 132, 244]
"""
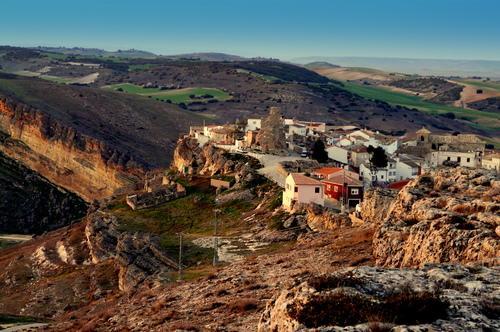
[1, 0, 499, 61]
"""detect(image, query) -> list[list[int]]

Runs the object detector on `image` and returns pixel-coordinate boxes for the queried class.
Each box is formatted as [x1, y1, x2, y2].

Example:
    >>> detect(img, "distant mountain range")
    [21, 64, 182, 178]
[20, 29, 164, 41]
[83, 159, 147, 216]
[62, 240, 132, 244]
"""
[35, 46, 158, 59]
[292, 56, 500, 79]
[32, 46, 277, 62]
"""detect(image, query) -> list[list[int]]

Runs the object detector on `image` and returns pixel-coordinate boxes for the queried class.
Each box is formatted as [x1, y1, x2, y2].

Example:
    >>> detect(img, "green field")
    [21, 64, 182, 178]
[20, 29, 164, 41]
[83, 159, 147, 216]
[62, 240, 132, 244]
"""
[455, 79, 500, 92]
[108, 184, 255, 267]
[104, 83, 231, 104]
[338, 81, 500, 133]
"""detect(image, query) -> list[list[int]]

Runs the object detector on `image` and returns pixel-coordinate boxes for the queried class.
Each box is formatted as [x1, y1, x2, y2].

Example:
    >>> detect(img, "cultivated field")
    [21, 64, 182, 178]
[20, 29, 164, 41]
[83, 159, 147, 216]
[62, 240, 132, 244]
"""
[103, 83, 231, 104]
[310, 66, 402, 82]
[339, 81, 500, 135]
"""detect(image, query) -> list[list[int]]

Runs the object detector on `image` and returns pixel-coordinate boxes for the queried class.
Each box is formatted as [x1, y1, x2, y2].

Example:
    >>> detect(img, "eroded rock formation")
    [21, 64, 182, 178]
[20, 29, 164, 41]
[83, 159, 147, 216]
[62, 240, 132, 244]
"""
[360, 167, 499, 267]
[259, 265, 500, 332]
[172, 137, 260, 182]
[0, 97, 143, 201]
[85, 212, 178, 291]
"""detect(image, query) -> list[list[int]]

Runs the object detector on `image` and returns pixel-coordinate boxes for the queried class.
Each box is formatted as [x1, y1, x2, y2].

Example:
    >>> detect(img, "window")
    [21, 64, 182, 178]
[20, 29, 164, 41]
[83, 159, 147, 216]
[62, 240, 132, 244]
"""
[294, 186, 298, 193]
[334, 186, 338, 192]
[447, 157, 451, 161]
[381, 175, 384, 179]
[457, 157, 461, 163]
[315, 187, 320, 193]
[467, 158, 470, 163]
[351, 188, 359, 195]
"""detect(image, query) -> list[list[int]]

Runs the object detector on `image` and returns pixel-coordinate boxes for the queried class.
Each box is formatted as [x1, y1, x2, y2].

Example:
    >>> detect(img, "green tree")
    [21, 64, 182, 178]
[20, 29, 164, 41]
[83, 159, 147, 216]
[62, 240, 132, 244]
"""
[367, 145, 388, 184]
[311, 139, 329, 163]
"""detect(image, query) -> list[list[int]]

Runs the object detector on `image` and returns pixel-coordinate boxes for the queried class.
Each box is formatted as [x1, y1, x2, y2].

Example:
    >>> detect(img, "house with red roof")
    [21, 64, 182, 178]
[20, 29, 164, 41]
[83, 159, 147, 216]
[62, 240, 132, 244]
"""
[312, 167, 343, 179]
[322, 170, 364, 208]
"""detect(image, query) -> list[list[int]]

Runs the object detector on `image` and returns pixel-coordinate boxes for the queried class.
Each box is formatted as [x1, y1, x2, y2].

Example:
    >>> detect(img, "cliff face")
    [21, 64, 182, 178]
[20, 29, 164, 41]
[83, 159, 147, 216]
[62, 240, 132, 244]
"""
[0, 97, 142, 201]
[360, 167, 499, 267]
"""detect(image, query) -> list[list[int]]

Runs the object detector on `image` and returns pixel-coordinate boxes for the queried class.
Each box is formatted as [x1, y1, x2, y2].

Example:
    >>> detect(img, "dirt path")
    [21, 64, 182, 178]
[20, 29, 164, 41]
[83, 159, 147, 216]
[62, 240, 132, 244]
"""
[247, 152, 308, 187]
[0, 234, 32, 242]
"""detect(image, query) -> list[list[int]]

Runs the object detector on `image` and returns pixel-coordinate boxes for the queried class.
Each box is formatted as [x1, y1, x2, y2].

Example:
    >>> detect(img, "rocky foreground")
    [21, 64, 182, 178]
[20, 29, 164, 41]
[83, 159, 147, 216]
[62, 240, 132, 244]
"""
[361, 167, 499, 267]
[0, 148, 498, 331]
[259, 265, 499, 331]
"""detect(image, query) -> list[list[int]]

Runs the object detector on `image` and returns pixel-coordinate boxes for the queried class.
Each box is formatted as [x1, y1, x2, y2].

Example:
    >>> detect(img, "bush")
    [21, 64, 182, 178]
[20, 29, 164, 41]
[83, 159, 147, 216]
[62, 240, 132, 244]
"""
[227, 298, 259, 313]
[290, 284, 448, 328]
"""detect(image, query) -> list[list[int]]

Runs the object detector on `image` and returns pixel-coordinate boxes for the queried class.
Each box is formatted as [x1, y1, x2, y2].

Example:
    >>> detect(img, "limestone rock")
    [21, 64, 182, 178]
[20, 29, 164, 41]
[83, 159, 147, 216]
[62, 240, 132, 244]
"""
[360, 167, 499, 267]
[305, 204, 352, 231]
[258, 265, 500, 332]
[85, 212, 178, 291]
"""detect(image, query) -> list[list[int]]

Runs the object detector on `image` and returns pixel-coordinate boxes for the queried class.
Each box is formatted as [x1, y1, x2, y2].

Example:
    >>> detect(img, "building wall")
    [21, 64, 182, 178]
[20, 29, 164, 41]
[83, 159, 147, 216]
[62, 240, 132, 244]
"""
[351, 151, 369, 167]
[482, 157, 500, 172]
[395, 161, 419, 180]
[289, 125, 307, 136]
[429, 151, 477, 168]
[360, 164, 397, 183]
[246, 119, 261, 132]
[282, 176, 324, 209]
[326, 146, 349, 164]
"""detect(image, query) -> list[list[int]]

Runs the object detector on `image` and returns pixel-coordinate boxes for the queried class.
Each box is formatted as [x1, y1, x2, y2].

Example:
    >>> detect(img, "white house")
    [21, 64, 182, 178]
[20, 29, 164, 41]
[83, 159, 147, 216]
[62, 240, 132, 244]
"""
[326, 146, 349, 164]
[337, 137, 354, 147]
[282, 173, 324, 209]
[395, 155, 422, 180]
[246, 118, 262, 132]
[482, 153, 500, 172]
[429, 150, 478, 168]
[288, 123, 308, 137]
[359, 159, 397, 184]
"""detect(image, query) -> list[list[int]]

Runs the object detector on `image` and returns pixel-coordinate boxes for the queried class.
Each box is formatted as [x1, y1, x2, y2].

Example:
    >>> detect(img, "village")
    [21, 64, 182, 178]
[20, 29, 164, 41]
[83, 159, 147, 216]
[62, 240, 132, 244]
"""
[181, 106, 499, 213]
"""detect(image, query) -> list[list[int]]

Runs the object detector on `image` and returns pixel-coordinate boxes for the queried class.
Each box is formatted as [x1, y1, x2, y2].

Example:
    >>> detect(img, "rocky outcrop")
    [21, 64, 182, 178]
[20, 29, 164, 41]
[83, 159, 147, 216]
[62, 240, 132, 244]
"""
[85, 212, 178, 291]
[172, 137, 261, 183]
[358, 188, 396, 226]
[361, 167, 499, 267]
[0, 97, 143, 201]
[259, 265, 500, 332]
[304, 204, 351, 231]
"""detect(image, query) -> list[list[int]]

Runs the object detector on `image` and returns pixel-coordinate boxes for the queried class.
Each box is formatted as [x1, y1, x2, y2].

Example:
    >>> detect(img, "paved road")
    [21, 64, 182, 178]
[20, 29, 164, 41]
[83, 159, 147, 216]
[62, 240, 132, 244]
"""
[247, 152, 308, 187]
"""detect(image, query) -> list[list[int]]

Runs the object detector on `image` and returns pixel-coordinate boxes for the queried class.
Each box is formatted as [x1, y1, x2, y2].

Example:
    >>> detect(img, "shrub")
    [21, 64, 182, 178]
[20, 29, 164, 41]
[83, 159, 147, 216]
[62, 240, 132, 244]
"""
[227, 298, 259, 313]
[289, 284, 448, 328]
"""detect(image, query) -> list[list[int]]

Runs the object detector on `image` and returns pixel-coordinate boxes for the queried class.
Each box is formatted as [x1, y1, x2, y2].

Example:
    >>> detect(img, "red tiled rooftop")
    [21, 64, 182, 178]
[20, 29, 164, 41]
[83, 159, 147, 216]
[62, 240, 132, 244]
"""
[313, 167, 342, 177]
[388, 180, 411, 190]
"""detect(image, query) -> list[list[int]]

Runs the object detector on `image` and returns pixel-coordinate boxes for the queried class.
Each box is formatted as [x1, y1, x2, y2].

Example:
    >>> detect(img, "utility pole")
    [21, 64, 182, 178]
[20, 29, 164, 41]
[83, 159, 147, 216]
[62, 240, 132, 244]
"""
[178, 233, 183, 281]
[213, 209, 220, 266]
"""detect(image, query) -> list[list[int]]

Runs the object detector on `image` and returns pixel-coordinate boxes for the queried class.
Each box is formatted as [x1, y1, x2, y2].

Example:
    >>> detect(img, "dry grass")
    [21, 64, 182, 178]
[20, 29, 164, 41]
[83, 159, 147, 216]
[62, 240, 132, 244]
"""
[170, 321, 199, 331]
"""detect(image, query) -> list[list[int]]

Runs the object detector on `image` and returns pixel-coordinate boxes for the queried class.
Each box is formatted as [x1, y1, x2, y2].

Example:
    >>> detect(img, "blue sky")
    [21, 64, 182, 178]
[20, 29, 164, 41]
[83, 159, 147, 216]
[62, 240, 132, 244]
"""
[1, 0, 499, 60]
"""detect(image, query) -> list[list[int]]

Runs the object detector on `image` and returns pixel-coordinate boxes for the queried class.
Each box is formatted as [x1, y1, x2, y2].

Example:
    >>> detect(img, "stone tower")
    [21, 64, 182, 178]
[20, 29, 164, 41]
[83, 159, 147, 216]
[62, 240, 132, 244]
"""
[256, 107, 286, 152]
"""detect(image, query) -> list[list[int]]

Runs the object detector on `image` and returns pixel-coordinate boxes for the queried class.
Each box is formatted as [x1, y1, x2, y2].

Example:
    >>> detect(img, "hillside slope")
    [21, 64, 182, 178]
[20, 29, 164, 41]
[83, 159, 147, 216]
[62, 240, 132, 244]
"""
[0, 74, 204, 200]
